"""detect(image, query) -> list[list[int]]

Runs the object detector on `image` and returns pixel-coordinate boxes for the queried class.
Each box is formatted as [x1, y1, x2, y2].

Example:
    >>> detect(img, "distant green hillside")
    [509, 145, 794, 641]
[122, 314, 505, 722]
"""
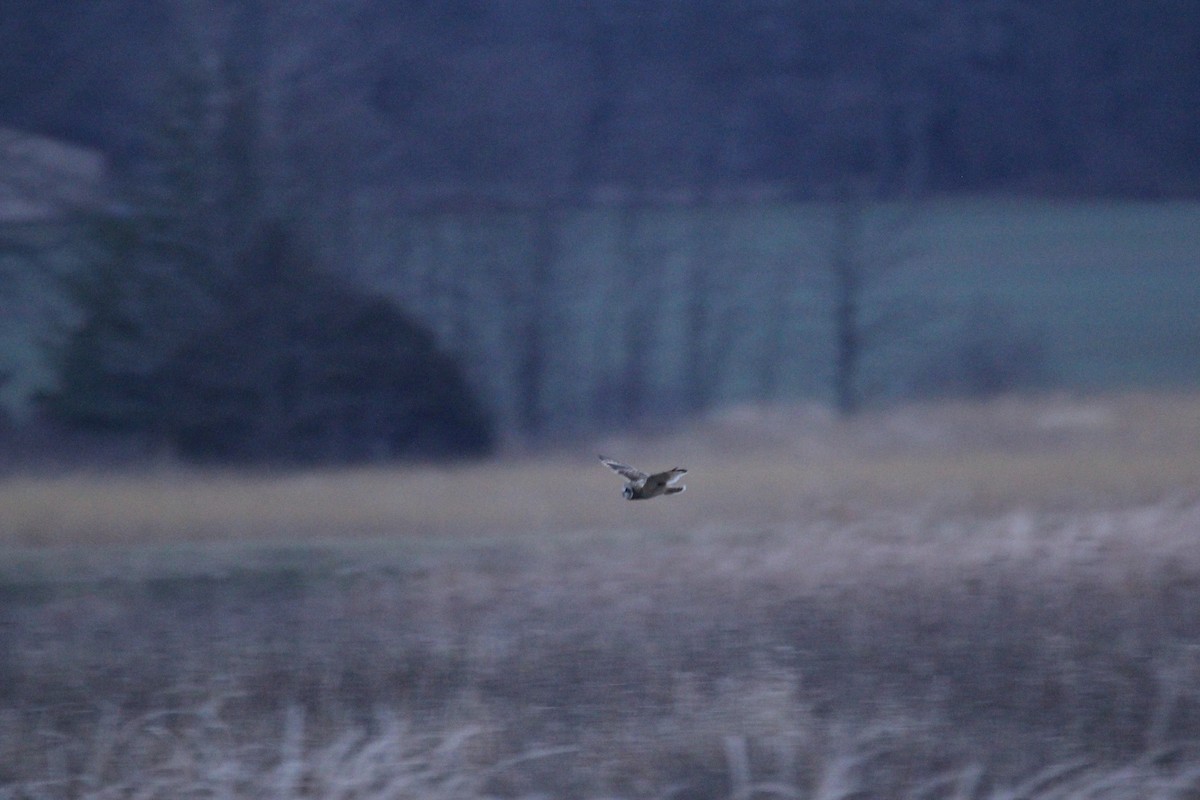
[913, 199, 1200, 390]
[3, 199, 1199, 424]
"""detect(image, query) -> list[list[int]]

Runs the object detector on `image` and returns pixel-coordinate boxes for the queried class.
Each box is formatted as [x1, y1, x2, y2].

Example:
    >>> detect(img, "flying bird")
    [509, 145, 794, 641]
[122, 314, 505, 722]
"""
[598, 455, 687, 500]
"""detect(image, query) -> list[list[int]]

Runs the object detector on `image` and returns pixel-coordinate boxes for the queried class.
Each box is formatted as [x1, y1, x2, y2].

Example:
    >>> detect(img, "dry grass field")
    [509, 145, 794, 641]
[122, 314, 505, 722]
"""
[3, 391, 1198, 548]
[3, 391, 1200, 798]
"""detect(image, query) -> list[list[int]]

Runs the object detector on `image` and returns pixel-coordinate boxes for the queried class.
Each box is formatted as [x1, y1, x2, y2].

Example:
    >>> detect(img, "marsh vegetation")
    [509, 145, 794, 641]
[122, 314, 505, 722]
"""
[3, 393, 1200, 797]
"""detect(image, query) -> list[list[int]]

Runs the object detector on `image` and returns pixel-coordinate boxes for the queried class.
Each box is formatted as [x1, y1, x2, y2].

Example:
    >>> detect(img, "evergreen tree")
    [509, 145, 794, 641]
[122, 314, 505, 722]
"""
[41, 9, 492, 463]
[45, 224, 493, 462]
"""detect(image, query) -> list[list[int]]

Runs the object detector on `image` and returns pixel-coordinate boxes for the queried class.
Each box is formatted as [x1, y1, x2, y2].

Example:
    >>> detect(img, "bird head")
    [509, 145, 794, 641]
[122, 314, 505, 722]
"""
[622, 485, 635, 500]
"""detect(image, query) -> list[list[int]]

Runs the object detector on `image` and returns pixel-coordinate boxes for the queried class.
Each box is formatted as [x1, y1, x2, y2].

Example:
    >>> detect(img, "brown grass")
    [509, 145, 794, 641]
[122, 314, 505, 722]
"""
[6, 498, 1200, 796]
[4, 392, 1200, 797]
[2, 391, 1198, 550]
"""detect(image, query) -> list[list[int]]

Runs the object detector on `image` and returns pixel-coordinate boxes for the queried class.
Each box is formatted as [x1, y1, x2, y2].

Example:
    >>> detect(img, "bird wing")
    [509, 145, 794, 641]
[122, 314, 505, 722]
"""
[650, 467, 688, 486]
[598, 456, 647, 482]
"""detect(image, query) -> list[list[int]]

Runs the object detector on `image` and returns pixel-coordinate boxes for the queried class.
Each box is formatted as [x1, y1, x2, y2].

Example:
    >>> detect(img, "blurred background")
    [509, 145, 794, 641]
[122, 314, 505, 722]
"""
[5, 5, 1200, 797]
[1, 0, 1198, 466]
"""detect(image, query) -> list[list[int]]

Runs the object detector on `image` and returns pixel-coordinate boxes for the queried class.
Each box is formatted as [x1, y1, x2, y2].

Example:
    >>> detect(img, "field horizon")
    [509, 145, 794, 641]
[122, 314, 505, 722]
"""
[3, 389, 1199, 548]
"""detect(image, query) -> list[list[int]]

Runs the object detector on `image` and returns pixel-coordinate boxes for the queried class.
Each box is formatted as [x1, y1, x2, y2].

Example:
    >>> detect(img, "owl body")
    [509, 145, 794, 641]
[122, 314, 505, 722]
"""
[598, 456, 687, 500]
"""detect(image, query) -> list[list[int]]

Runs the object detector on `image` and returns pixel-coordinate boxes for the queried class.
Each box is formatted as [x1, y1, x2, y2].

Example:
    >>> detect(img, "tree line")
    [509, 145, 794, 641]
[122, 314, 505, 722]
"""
[8, 0, 1149, 460]
[3, 0, 1197, 198]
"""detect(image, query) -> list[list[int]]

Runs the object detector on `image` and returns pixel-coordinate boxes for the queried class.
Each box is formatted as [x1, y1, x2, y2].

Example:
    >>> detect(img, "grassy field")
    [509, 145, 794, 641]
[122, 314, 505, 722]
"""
[3, 391, 1200, 797]
[3, 391, 1199, 550]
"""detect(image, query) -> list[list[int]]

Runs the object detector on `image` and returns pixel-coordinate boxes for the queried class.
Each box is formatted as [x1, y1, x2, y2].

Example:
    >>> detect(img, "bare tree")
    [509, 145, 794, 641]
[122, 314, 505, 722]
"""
[681, 195, 727, 414]
[513, 202, 560, 437]
[830, 185, 868, 415]
[824, 178, 932, 415]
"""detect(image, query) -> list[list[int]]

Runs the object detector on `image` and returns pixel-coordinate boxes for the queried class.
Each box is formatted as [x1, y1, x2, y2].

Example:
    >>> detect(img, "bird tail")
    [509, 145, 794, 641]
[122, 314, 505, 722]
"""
[665, 486, 685, 495]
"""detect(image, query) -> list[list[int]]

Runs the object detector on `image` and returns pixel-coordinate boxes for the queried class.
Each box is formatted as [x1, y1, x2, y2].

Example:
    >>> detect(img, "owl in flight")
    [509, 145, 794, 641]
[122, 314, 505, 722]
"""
[598, 455, 688, 500]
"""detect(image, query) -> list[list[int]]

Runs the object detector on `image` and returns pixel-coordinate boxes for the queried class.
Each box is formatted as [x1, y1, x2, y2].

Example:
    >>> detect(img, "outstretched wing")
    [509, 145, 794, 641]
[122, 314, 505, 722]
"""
[598, 455, 647, 482]
[649, 467, 688, 486]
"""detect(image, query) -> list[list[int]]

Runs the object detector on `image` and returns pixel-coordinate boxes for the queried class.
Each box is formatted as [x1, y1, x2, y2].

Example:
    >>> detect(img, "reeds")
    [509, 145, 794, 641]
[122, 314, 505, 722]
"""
[4, 393, 1200, 797]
